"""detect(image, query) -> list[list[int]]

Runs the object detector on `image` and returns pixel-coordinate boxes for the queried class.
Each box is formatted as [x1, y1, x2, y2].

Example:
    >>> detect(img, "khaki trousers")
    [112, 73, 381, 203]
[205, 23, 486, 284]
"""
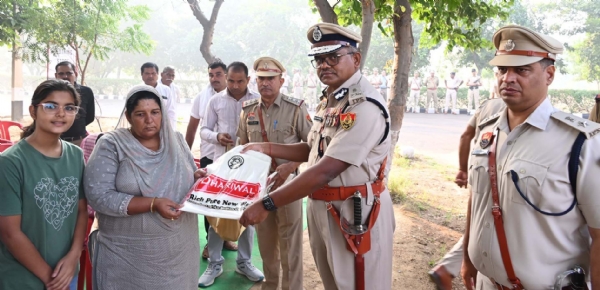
[467, 88, 480, 110]
[436, 236, 463, 277]
[307, 190, 395, 290]
[256, 198, 303, 290]
[409, 90, 420, 112]
[426, 89, 438, 110]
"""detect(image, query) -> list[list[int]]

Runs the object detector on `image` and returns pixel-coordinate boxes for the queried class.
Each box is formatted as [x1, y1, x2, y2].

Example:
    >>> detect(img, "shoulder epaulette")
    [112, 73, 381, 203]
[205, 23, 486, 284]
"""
[242, 98, 259, 108]
[348, 84, 365, 106]
[282, 95, 304, 107]
[551, 111, 600, 139]
[477, 99, 490, 109]
[478, 112, 501, 130]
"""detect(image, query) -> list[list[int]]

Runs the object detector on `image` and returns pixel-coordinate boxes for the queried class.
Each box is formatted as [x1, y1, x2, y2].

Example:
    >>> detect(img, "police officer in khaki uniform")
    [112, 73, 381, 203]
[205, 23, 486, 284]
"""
[426, 71, 440, 113]
[238, 23, 395, 290]
[462, 25, 600, 289]
[466, 69, 482, 112]
[429, 98, 506, 290]
[237, 57, 311, 290]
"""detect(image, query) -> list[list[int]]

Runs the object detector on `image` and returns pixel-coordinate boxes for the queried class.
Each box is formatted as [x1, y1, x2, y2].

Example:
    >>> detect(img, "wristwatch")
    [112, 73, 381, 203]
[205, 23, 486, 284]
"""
[262, 195, 278, 211]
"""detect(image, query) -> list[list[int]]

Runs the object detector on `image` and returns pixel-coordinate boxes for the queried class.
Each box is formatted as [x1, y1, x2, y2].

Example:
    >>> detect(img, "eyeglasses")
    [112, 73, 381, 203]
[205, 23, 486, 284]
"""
[56, 72, 75, 77]
[36, 103, 80, 115]
[311, 52, 355, 68]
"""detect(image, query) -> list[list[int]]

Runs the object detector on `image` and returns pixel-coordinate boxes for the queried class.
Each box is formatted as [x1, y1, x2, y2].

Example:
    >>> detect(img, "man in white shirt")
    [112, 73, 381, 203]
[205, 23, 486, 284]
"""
[160, 65, 182, 103]
[198, 61, 264, 287]
[292, 68, 304, 99]
[444, 71, 463, 114]
[141, 62, 178, 130]
[186, 61, 227, 162]
[409, 71, 422, 113]
[186, 61, 236, 259]
[466, 68, 482, 112]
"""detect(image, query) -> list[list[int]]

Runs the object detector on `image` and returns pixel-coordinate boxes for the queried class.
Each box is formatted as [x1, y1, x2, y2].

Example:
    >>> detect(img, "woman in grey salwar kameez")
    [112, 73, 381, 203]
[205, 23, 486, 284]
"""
[84, 85, 199, 289]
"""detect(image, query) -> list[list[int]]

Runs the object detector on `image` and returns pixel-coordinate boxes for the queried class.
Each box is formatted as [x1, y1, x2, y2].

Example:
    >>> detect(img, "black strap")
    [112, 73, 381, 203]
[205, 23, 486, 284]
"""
[341, 97, 390, 145]
[568, 132, 586, 194]
[511, 132, 586, 216]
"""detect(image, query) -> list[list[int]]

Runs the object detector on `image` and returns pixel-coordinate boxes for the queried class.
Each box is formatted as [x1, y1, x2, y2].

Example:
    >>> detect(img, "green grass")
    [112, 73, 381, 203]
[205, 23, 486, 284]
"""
[386, 151, 468, 231]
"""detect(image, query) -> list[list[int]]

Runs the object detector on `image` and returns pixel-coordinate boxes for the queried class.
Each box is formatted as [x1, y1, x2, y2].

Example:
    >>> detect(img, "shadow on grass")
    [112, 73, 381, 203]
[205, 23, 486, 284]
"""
[387, 151, 467, 233]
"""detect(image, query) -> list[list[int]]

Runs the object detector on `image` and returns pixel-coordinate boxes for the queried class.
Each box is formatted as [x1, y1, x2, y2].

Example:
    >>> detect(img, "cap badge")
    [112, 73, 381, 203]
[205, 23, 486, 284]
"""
[313, 26, 322, 42]
[263, 62, 269, 70]
[505, 39, 516, 51]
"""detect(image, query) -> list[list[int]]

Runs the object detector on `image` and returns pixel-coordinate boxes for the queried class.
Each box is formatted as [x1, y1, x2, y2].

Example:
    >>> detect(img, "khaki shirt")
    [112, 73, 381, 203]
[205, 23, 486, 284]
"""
[307, 71, 390, 187]
[426, 76, 439, 89]
[468, 98, 506, 141]
[237, 94, 312, 167]
[468, 99, 600, 288]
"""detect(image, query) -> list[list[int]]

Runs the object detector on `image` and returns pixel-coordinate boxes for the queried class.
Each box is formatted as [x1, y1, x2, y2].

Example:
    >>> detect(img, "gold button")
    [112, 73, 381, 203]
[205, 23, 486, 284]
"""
[483, 251, 488, 257]
[519, 168, 526, 174]
[485, 222, 490, 228]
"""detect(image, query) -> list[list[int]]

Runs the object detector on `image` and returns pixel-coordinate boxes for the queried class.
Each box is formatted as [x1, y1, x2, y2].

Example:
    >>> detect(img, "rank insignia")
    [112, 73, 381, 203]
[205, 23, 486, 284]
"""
[480, 132, 493, 149]
[340, 113, 356, 130]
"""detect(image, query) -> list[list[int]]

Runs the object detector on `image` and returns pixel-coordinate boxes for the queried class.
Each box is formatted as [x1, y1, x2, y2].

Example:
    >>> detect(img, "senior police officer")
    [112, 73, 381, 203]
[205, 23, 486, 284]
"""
[461, 25, 600, 290]
[238, 23, 395, 290]
[237, 57, 312, 290]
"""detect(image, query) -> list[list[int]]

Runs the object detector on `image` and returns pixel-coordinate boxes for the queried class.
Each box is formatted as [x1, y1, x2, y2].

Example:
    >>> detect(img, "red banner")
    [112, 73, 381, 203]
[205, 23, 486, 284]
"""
[194, 174, 261, 200]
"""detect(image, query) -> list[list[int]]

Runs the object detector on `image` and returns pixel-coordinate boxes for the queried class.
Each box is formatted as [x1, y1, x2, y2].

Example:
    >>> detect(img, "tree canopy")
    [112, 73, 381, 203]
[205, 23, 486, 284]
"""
[0, 0, 154, 84]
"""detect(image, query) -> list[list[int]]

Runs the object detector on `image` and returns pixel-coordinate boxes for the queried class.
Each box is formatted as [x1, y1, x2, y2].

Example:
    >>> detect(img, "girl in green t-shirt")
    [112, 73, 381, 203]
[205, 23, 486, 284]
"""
[0, 80, 88, 290]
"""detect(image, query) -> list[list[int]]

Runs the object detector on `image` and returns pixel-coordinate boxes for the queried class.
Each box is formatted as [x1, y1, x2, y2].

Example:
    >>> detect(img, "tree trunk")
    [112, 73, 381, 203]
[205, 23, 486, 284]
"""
[359, 0, 375, 70]
[312, 0, 338, 24]
[388, 0, 413, 154]
[187, 0, 224, 65]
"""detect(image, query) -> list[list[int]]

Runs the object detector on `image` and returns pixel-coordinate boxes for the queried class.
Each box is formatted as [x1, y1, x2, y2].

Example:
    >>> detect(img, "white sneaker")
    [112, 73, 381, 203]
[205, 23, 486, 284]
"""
[235, 261, 264, 282]
[198, 262, 223, 288]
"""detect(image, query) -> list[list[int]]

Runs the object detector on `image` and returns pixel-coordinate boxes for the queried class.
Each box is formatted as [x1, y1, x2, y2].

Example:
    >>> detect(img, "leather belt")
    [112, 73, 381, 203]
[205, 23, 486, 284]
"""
[309, 157, 387, 290]
[257, 106, 278, 171]
[489, 128, 524, 290]
[494, 281, 570, 290]
[309, 181, 385, 201]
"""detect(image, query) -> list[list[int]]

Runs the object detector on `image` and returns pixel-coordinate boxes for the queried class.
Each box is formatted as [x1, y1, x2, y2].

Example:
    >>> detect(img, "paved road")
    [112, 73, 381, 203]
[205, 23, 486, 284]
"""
[397, 113, 469, 166]
[1, 98, 470, 165]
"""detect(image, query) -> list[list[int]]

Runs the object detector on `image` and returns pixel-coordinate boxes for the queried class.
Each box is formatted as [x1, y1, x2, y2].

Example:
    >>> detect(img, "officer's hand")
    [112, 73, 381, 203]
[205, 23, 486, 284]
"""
[461, 257, 478, 290]
[239, 201, 269, 227]
[241, 142, 270, 155]
[217, 133, 234, 146]
[455, 170, 468, 188]
[270, 163, 295, 191]
[194, 168, 208, 182]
